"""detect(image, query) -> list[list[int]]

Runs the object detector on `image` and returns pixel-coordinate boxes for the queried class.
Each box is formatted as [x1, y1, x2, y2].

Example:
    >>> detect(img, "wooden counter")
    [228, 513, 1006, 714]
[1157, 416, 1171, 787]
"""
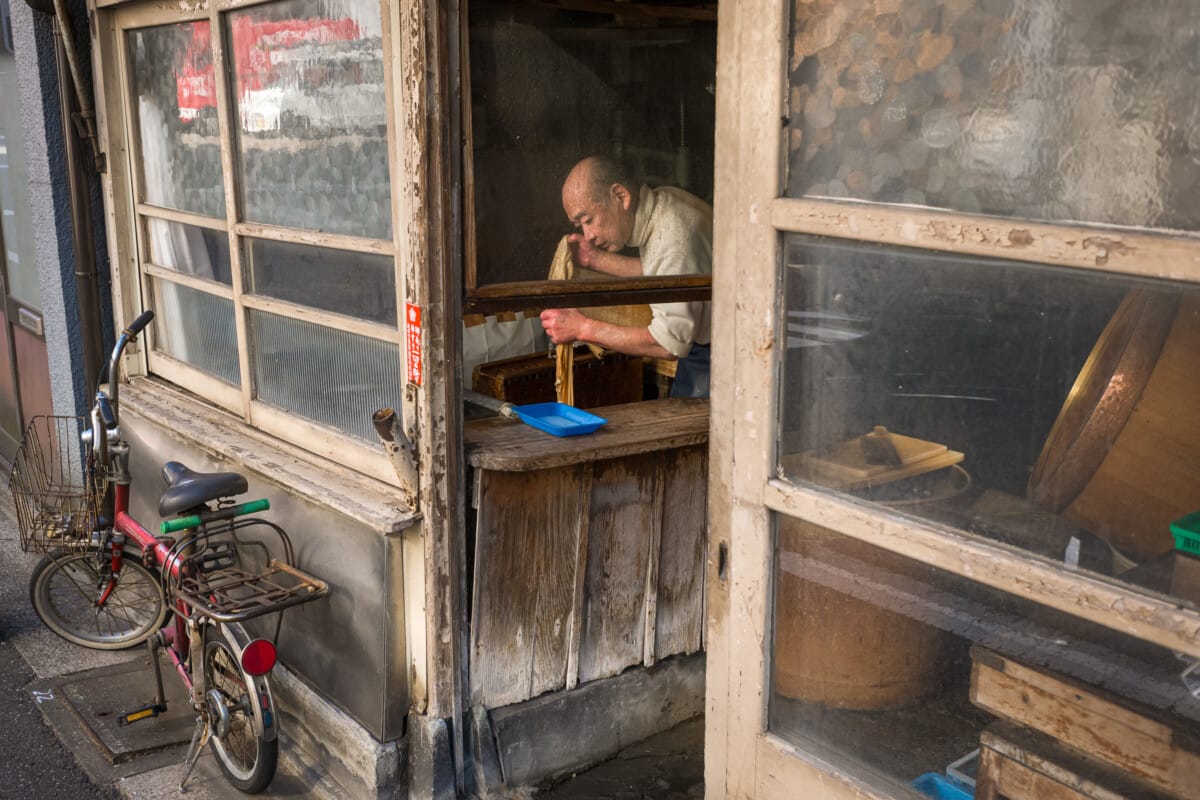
[466, 399, 710, 709]
[464, 398, 709, 471]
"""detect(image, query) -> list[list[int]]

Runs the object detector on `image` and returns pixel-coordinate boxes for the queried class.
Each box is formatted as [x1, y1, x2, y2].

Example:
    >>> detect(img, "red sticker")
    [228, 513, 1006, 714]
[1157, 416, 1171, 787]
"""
[405, 303, 423, 386]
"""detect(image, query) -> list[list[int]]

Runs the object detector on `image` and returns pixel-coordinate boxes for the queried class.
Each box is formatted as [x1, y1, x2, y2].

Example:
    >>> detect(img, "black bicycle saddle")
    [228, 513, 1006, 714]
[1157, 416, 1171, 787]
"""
[158, 461, 249, 517]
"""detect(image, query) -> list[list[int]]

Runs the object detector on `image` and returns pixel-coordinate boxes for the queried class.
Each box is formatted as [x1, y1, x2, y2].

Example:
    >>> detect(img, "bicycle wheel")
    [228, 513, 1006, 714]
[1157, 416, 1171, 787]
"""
[203, 622, 278, 793]
[29, 550, 167, 649]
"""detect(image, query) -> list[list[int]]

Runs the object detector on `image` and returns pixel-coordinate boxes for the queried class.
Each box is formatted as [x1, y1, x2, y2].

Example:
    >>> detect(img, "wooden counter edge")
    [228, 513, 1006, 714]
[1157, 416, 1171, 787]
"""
[464, 399, 710, 471]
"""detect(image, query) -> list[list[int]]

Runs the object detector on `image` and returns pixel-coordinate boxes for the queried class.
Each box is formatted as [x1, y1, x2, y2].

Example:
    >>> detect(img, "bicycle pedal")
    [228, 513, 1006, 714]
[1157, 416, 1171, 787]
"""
[118, 703, 168, 726]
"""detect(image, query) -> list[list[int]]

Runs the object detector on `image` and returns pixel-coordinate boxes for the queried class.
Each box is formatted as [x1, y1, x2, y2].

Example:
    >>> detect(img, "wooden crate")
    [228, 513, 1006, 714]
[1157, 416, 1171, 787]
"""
[970, 646, 1200, 799]
[976, 722, 1172, 800]
[472, 349, 643, 409]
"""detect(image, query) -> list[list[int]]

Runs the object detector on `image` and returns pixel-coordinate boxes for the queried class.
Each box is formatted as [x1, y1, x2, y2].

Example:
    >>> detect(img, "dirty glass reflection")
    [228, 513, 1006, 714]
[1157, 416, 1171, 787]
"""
[777, 235, 1200, 605]
[228, 0, 391, 240]
[769, 518, 1200, 796]
[244, 239, 396, 325]
[147, 220, 232, 285]
[128, 21, 226, 219]
[787, 0, 1200, 230]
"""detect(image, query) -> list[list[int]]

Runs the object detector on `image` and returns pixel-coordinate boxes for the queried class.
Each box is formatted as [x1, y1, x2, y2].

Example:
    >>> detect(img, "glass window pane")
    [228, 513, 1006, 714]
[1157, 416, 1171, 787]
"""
[769, 517, 1198, 796]
[128, 21, 226, 219]
[152, 278, 240, 385]
[467, 3, 716, 285]
[0, 44, 41, 307]
[786, 1, 1200, 231]
[228, 0, 391, 240]
[244, 239, 396, 325]
[777, 234, 1200, 604]
[249, 309, 400, 442]
[146, 219, 232, 285]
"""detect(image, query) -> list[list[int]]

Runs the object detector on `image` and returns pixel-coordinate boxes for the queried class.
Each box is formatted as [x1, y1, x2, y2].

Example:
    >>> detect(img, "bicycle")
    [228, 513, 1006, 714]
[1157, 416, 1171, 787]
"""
[9, 310, 328, 793]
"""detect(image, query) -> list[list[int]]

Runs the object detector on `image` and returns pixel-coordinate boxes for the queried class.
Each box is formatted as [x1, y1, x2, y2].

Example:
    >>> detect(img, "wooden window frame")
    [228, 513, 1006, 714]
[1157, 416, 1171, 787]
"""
[706, 0, 1200, 797]
[456, 0, 714, 315]
[99, 0, 409, 487]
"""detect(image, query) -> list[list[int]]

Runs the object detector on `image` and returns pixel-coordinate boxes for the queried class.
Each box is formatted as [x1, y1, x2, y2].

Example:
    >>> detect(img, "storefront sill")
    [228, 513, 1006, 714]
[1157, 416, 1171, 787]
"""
[121, 377, 420, 536]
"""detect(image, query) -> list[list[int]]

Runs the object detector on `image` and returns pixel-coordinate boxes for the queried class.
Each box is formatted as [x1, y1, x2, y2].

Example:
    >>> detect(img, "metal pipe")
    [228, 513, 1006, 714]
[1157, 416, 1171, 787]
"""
[52, 15, 104, 396]
[372, 408, 418, 507]
[50, 0, 102, 167]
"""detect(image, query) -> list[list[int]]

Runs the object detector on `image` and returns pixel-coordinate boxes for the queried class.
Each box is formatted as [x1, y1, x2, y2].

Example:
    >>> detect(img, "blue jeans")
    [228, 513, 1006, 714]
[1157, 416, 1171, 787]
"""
[670, 343, 711, 399]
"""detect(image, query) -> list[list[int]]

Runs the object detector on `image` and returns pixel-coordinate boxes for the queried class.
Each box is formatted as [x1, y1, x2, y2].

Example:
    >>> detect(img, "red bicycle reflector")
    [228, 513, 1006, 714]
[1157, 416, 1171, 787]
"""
[240, 639, 277, 676]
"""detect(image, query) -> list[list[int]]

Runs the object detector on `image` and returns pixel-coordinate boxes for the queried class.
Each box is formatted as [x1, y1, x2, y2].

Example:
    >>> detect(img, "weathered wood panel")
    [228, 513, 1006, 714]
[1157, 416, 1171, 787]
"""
[976, 722, 1169, 800]
[655, 445, 708, 660]
[971, 649, 1200, 799]
[577, 453, 662, 684]
[470, 466, 587, 707]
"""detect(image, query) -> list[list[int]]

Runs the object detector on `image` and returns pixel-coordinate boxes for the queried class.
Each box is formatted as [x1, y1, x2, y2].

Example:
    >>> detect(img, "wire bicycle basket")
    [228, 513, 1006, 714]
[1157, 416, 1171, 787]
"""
[9, 416, 103, 553]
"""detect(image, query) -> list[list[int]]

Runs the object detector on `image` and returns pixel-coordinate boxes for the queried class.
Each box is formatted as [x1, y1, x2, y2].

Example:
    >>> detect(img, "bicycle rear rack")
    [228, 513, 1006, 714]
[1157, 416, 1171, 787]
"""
[175, 560, 328, 623]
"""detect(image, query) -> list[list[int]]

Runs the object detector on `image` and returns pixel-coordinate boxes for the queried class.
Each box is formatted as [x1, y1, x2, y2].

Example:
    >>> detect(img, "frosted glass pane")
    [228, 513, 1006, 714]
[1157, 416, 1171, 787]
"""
[787, 0, 1200, 230]
[244, 239, 396, 324]
[128, 22, 226, 218]
[153, 279, 240, 385]
[228, 0, 391, 239]
[147, 219, 232, 285]
[250, 310, 400, 442]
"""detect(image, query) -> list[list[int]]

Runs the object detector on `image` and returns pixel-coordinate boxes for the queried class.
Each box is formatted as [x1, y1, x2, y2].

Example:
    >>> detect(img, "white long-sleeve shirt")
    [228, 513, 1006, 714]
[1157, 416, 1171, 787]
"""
[629, 185, 713, 359]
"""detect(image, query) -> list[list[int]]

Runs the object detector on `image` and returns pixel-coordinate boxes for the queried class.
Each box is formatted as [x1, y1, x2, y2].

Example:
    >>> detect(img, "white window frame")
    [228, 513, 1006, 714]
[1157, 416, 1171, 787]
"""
[706, 1, 1200, 798]
[96, 0, 410, 487]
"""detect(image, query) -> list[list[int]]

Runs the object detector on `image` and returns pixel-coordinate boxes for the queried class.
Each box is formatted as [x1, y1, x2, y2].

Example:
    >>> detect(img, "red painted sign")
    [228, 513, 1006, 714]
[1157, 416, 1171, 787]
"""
[406, 303, 423, 387]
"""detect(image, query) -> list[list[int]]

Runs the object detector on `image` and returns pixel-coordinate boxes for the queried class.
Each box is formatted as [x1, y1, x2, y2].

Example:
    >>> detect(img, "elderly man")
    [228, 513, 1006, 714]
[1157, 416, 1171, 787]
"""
[540, 156, 713, 398]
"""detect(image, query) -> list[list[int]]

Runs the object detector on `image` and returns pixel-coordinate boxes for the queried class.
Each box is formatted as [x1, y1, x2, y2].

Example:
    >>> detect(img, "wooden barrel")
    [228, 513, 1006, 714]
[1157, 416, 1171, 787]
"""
[1028, 289, 1200, 563]
[774, 517, 954, 709]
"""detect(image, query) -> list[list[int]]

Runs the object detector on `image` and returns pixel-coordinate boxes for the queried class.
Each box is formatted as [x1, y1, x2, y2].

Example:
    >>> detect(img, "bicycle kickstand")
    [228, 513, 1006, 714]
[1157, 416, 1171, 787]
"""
[118, 634, 169, 726]
[179, 715, 211, 791]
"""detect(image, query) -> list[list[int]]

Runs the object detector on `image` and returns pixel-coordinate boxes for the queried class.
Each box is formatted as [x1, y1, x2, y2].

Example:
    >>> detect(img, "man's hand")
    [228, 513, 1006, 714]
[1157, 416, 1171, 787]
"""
[540, 308, 588, 345]
[566, 234, 603, 270]
[540, 308, 673, 360]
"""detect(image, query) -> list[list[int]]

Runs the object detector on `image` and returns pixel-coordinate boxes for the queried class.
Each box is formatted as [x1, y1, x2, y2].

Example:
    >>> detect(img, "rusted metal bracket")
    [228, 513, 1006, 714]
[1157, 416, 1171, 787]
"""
[373, 408, 418, 507]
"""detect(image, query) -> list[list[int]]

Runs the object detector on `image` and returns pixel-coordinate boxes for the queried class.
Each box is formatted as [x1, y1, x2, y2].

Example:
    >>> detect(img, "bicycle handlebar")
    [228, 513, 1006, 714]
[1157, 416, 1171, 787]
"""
[124, 310, 155, 339]
[102, 309, 155, 424]
[90, 310, 155, 469]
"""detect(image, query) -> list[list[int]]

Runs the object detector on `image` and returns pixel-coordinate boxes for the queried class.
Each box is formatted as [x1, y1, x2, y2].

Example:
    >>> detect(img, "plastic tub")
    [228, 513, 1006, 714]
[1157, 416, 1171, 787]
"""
[512, 402, 607, 437]
[1171, 510, 1200, 556]
[911, 773, 973, 800]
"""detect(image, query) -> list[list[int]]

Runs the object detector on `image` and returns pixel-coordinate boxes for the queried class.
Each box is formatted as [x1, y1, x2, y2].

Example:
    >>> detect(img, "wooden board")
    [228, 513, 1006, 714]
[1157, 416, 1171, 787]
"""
[464, 398, 709, 471]
[654, 445, 709, 661]
[470, 466, 587, 707]
[469, 429, 710, 709]
[970, 647, 1200, 799]
[791, 428, 964, 490]
[976, 722, 1172, 800]
[577, 453, 662, 684]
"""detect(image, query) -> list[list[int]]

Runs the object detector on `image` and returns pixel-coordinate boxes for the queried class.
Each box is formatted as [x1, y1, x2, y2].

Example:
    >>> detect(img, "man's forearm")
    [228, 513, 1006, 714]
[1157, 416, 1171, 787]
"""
[590, 251, 644, 278]
[579, 318, 674, 359]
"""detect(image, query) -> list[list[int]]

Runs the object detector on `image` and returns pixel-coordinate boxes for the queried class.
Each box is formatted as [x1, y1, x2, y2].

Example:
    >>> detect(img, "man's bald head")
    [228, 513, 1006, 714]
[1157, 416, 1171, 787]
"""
[561, 156, 640, 252]
[564, 157, 637, 206]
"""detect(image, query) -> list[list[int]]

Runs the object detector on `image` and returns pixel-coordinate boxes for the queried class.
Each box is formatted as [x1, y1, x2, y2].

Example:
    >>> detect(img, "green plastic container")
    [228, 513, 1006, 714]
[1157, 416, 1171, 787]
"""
[1171, 510, 1200, 556]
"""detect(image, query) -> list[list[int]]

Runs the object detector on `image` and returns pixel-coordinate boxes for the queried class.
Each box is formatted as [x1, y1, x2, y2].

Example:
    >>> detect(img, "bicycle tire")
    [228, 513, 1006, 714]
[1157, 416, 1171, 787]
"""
[203, 622, 279, 793]
[29, 550, 167, 650]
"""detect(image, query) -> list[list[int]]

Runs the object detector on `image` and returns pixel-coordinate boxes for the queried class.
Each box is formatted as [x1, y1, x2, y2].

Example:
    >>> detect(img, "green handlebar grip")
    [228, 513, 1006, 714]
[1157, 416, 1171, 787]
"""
[160, 498, 271, 534]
